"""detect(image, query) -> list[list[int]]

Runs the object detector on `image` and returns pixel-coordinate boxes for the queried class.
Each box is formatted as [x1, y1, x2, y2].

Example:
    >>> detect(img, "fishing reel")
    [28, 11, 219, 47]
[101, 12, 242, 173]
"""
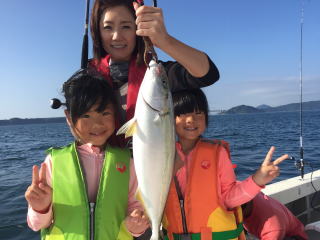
[50, 98, 65, 109]
[290, 156, 305, 179]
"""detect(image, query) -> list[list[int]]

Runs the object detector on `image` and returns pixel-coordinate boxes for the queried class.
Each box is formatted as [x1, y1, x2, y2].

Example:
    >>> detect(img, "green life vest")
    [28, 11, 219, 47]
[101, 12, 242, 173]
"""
[41, 142, 133, 240]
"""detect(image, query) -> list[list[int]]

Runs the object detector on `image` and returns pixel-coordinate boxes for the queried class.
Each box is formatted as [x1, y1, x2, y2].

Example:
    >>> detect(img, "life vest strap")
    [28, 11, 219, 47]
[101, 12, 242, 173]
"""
[163, 223, 243, 240]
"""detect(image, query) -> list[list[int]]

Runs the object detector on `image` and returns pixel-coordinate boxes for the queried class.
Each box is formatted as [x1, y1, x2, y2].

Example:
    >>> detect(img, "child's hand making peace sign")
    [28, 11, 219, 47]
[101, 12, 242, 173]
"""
[25, 163, 52, 213]
[252, 146, 289, 186]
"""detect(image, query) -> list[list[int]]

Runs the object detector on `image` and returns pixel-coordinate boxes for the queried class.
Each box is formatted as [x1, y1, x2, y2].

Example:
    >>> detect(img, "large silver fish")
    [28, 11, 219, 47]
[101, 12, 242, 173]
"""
[117, 60, 175, 240]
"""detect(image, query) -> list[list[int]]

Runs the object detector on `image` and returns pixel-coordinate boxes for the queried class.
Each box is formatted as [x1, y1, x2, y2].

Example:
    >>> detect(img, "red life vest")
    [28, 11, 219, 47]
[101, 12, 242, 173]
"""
[90, 55, 147, 121]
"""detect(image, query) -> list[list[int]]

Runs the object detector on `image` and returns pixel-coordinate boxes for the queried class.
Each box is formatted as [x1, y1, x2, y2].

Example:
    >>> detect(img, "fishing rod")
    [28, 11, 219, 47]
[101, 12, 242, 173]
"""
[51, 0, 90, 109]
[293, 1, 320, 211]
[298, 0, 304, 180]
[81, 0, 91, 69]
[294, 0, 305, 179]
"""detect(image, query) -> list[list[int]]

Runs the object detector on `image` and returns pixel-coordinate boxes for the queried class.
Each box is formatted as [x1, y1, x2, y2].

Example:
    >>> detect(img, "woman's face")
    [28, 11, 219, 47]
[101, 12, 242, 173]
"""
[100, 5, 137, 62]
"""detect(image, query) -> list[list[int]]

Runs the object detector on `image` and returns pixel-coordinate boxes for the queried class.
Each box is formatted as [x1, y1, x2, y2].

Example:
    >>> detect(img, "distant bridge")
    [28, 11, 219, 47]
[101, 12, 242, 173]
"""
[209, 109, 226, 114]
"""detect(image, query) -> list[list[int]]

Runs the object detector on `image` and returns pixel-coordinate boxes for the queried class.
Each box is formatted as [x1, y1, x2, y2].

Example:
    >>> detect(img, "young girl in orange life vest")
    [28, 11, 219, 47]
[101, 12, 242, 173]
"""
[162, 89, 289, 240]
[25, 70, 149, 240]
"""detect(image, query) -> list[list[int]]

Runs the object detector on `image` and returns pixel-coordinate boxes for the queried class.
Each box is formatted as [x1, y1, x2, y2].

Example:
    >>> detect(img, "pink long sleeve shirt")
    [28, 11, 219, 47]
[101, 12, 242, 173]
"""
[175, 141, 263, 210]
[27, 143, 143, 234]
[243, 192, 307, 240]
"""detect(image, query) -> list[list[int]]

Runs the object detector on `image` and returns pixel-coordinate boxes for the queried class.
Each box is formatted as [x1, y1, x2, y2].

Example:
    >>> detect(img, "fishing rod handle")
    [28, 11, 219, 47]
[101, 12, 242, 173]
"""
[81, 34, 88, 69]
[136, 0, 157, 7]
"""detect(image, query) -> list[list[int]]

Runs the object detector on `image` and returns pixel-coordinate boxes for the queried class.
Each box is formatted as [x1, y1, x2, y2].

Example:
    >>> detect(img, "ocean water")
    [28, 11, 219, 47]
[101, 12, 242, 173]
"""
[0, 111, 319, 240]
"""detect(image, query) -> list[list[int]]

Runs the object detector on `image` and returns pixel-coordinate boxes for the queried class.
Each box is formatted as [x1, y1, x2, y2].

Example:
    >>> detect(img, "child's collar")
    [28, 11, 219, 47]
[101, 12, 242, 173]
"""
[77, 142, 104, 154]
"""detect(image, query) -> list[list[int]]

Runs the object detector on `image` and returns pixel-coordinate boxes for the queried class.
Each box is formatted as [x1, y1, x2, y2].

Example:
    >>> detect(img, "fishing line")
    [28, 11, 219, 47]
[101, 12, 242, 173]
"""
[308, 163, 320, 212]
[136, 0, 159, 64]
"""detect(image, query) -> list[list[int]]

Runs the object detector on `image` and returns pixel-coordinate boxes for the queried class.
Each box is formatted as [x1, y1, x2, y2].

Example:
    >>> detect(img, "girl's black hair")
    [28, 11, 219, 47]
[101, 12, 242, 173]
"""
[63, 69, 117, 125]
[172, 88, 209, 126]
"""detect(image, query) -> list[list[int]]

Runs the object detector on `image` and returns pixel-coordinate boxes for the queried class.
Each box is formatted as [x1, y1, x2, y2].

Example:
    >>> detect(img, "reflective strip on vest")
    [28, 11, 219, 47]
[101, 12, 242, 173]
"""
[164, 223, 243, 240]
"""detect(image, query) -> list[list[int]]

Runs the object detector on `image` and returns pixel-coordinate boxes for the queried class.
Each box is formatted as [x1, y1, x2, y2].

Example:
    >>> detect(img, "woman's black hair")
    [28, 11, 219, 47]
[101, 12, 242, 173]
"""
[90, 0, 145, 65]
[62, 69, 117, 125]
[172, 88, 209, 126]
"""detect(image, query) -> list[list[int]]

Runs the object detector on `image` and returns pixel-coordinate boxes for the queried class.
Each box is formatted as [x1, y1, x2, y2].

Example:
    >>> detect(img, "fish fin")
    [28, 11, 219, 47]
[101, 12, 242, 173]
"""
[116, 118, 137, 138]
[155, 107, 170, 123]
[154, 114, 160, 123]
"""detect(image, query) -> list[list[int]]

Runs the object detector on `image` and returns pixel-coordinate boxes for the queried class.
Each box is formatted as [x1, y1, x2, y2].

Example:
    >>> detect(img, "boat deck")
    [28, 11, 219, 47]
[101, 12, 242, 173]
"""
[263, 170, 320, 239]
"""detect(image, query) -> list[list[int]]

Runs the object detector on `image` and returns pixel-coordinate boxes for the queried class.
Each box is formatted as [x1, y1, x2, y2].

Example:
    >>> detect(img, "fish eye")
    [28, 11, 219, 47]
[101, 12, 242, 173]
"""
[162, 78, 168, 89]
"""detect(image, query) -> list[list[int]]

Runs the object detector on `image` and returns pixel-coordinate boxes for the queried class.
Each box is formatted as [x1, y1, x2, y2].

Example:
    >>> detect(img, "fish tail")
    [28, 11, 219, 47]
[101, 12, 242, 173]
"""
[150, 228, 159, 240]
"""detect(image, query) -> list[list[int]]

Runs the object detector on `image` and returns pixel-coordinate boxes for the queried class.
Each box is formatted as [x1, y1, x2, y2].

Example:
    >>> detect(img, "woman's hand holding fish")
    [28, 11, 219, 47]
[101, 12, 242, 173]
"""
[252, 146, 289, 187]
[133, 3, 169, 49]
[125, 209, 150, 235]
[133, 2, 209, 77]
[25, 163, 52, 213]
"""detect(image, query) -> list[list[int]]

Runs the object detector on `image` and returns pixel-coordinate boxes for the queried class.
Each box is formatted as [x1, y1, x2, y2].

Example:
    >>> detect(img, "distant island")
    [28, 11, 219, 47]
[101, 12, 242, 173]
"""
[1, 100, 319, 126]
[222, 100, 320, 114]
[223, 105, 263, 114]
[0, 117, 66, 126]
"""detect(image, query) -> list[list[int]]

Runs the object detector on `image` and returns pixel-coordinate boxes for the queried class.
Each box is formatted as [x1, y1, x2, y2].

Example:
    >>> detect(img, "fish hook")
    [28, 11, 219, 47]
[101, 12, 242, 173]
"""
[135, 0, 159, 66]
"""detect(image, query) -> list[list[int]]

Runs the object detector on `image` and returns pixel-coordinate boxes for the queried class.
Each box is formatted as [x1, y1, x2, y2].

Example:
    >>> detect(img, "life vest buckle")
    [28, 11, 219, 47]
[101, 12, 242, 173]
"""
[178, 234, 192, 240]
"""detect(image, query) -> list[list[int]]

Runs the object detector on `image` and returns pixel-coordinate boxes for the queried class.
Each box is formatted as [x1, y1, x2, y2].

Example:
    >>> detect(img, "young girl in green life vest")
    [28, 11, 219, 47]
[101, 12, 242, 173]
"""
[162, 89, 289, 240]
[25, 69, 150, 240]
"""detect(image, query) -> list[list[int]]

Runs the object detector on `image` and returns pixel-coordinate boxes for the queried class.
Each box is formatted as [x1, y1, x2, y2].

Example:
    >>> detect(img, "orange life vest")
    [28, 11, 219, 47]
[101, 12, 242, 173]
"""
[163, 139, 245, 240]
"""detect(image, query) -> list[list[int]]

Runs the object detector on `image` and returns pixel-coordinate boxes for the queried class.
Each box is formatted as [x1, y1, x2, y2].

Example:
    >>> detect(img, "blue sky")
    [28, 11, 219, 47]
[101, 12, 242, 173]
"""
[0, 0, 319, 119]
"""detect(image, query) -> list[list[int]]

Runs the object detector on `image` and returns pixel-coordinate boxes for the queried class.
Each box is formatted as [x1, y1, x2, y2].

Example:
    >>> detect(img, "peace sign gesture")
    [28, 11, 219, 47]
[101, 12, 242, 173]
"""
[25, 163, 52, 213]
[252, 146, 289, 186]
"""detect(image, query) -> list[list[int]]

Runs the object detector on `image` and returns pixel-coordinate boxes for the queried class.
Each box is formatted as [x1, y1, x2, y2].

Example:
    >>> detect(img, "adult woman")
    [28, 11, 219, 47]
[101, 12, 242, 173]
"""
[90, 0, 220, 128]
[89, 1, 220, 238]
